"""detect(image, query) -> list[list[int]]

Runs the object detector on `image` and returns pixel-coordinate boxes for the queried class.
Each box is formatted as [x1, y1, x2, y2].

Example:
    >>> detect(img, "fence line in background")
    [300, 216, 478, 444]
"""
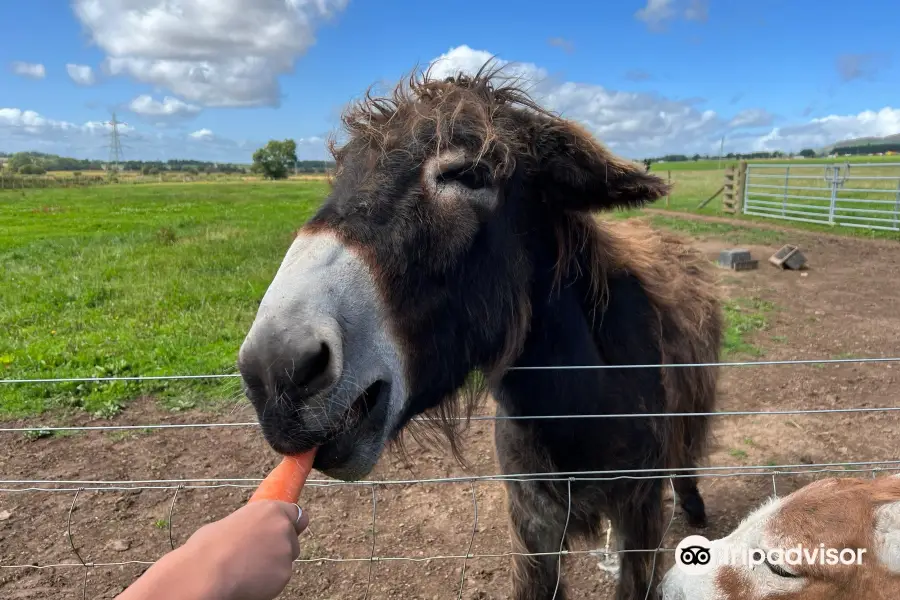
[742, 161, 900, 231]
[2, 355, 899, 386]
[2, 404, 900, 434]
[3, 459, 899, 489]
[0, 464, 894, 600]
[3, 356, 899, 597]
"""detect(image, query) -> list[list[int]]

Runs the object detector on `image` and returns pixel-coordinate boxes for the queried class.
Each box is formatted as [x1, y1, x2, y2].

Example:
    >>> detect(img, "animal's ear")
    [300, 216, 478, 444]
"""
[532, 120, 670, 212]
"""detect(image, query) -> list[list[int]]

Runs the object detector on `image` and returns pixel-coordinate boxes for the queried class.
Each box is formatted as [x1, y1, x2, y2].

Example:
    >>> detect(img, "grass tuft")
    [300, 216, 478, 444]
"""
[722, 297, 774, 357]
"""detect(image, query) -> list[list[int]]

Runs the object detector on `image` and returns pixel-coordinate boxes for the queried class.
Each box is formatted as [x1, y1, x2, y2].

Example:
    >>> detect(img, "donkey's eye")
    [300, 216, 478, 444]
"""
[437, 163, 492, 190]
[764, 558, 799, 578]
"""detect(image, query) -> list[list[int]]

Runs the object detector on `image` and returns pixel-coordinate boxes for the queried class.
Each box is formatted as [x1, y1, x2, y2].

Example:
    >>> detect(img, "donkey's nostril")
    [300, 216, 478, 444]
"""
[239, 322, 341, 406]
[292, 340, 332, 391]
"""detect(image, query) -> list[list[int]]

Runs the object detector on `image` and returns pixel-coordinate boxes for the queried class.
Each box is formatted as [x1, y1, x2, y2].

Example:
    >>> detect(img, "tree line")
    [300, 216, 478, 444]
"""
[641, 150, 802, 164]
[831, 142, 900, 156]
[0, 148, 336, 176]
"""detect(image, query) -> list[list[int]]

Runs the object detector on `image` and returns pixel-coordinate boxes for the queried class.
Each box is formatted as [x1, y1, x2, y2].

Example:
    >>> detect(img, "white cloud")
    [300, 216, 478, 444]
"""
[11, 61, 46, 79]
[1, 106, 327, 162]
[429, 46, 724, 156]
[189, 128, 214, 139]
[835, 53, 891, 82]
[426, 45, 900, 157]
[625, 69, 654, 82]
[751, 107, 900, 152]
[635, 0, 677, 30]
[635, 0, 709, 30]
[73, 0, 349, 107]
[129, 95, 201, 117]
[685, 0, 709, 22]
[728, 109, 775, 129]
[0, 108, 76, 133]
[66, 64, 96, 86]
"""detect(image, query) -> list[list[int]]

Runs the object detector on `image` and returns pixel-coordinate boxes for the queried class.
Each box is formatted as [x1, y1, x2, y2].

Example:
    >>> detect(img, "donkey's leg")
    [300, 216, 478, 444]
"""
[503, 479, 571, 600]
[609, 478, 666, 600]
[672, 474, 707, 528]
[495, 418, 571, 600]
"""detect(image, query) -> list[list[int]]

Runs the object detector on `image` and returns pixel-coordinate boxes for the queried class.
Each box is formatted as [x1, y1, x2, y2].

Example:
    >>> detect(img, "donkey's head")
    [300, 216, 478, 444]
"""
[237, 63, 669, 480]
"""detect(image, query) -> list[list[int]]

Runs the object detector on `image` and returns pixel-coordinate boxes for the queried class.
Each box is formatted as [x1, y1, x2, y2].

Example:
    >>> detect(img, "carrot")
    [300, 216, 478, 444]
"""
[248, 449, 317, 504]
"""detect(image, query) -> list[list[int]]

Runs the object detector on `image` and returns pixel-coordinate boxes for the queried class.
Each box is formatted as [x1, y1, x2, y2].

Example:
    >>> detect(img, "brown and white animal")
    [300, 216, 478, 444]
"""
[660, 474, 900, 599]
[237, 63, 723, 600]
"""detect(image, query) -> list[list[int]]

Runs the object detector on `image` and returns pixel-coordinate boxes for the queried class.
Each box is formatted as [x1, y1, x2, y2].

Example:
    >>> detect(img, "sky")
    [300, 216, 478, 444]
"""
[1, 0, 898, 163]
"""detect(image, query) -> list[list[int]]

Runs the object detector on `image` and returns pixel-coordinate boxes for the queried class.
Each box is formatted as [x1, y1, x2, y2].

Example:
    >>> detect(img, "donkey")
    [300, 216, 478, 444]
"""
[237, 64, 723, 600]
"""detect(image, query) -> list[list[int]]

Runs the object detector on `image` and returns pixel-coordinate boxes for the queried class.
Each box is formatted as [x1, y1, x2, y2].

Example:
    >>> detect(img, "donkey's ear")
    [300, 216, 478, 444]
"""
[532, 120, 670, 212]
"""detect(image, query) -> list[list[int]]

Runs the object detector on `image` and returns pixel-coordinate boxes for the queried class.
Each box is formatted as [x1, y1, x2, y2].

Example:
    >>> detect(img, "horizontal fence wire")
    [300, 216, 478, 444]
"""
[2, 405, 900, 434]
[3, 460, 899, 489]
[0, 547, 670, 570]
[0, 466, 895, 580]
[2, 355, 899, 597]
[2, 355, 898, 432]
[2, 356, 900, 385]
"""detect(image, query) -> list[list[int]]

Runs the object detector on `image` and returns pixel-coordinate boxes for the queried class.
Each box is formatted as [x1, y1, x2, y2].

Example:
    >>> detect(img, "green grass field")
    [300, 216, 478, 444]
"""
[0, 175, 892, 421]
[1, 182, 326, 417]
[649, 154, 900, 172]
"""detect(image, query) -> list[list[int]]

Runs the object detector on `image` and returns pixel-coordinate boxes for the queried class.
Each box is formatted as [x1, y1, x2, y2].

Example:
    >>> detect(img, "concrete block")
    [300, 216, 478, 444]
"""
[769, 245, 807, 270]
[718, 248, 753, 269]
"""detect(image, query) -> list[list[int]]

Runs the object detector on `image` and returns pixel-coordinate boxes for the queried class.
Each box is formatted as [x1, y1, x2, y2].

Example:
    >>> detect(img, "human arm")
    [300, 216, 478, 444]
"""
[116, 500, 309, 600]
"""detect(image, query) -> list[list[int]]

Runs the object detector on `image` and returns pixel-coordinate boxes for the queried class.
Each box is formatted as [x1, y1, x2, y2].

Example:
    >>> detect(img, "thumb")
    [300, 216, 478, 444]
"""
[272, 501, 310, 535]
[292, 505, 310, 535]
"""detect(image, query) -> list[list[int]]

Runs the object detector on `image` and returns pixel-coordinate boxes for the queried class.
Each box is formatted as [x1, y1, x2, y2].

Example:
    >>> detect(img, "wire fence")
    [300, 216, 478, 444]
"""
[742, 161, 900, 232]
[1, 355, 898, 599]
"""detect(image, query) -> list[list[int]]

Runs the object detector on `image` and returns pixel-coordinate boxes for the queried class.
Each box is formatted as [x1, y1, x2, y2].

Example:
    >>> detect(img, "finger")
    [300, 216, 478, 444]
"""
[290, 527, 302, 561]
[293, 506, 310, 535]
[270, 501, 310, 535]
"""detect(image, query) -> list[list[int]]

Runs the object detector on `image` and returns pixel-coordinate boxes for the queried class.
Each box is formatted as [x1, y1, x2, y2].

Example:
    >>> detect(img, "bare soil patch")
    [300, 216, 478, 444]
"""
[2, 223, 899, 599]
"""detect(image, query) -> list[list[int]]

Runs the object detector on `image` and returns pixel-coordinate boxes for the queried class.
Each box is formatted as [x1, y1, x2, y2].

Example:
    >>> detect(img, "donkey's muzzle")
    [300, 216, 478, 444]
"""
[238, 322, 341, 406]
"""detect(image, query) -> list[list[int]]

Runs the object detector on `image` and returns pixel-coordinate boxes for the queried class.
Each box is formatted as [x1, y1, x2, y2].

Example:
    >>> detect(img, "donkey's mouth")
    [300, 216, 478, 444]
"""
[342, 380, 387, 429]
[312, 378, 392, 479]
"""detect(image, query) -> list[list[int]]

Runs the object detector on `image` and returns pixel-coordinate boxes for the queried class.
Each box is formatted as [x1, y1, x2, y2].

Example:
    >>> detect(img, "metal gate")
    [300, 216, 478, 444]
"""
[742, 162, 900, 232]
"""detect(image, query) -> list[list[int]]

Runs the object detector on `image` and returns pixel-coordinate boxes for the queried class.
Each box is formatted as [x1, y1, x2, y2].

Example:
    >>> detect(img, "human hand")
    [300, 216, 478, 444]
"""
[184, 500, 310, 600]
[116, 500, 309, 600]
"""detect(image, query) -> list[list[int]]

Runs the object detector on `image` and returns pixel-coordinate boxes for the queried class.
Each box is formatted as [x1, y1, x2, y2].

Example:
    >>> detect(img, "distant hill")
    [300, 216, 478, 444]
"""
[822, 133, 900, 154]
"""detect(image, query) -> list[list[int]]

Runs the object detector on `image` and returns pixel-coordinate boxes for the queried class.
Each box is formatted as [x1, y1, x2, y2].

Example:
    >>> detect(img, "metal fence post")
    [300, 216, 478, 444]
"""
[894, 178, 900, 231]
[826, 165, 840, 225]
[782, 166, 790, 216]
[666, 171, 671, 208]
[741, 162, 751, 215]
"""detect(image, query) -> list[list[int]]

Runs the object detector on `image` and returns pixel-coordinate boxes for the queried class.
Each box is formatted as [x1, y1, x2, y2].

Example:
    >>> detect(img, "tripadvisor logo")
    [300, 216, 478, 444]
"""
[675, 535, 867, 576]
[675, 535, 715, 575]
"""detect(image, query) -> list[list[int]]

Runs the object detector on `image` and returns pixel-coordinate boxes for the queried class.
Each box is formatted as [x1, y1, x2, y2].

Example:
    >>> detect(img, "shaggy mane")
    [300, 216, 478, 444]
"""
[328, 61, 556, 177]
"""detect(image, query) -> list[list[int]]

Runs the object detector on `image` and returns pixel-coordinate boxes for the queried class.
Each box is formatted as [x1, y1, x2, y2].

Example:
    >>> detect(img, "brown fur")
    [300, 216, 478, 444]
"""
[551, 214, 722, 474]
[305, 63, 723, 599]
[714, 477, 900, 600]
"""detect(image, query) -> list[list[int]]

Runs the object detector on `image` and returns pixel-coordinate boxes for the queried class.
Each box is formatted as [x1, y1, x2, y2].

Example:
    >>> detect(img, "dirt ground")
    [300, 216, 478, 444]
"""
[2, 216, 900, 599]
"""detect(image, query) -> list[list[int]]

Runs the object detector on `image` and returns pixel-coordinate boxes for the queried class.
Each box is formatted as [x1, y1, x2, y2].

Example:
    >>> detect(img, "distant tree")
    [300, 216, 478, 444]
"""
[19, 163, 47, 175]
[691, 153, 701, 161]
[799, 148, 816, 158]
[252, 139, 298, 179]
[8, 153, 38, 173]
